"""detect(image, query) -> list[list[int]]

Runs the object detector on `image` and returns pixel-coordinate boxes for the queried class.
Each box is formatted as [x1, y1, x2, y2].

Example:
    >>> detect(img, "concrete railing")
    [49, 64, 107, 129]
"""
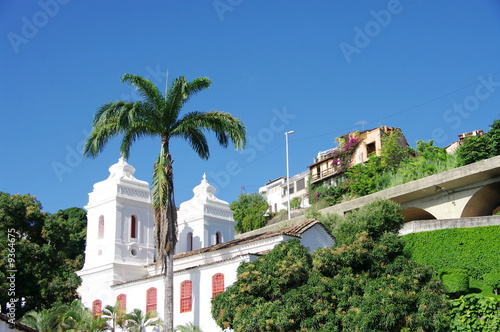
[399, 215, 500, 235]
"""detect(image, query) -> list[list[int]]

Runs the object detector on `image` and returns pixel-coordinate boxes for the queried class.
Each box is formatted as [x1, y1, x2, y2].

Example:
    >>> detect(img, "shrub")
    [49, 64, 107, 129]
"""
[403, 226, 500, 279]
[483, 273, 500, 295]
[442, 273, 469, 295]
[450, 294, 500, 331]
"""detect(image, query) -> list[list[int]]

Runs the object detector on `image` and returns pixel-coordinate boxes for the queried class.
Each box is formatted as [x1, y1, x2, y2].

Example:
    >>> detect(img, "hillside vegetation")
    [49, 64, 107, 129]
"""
[308, 116, 500, 206]
[403, 226, 500, 280]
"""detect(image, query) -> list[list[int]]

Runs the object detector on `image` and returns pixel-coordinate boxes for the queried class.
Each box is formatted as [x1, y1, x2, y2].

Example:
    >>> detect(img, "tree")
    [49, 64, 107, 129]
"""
[380, 128, 409, 171]
[124, 308, 162, 332]
[457, 117, 500, 165]
[101, 302, 126, 331]
[230, 193, 268, 233]
[213, 200, 450, 331]
[290, 196, 302, 209]
[83, 73, 246, 331]
[60, 299, 108, 332]
[22, 300, 108, 332]
[175, 322, 203, 332]
[0, 193, 86, 316]
[483, 273, 500, 295]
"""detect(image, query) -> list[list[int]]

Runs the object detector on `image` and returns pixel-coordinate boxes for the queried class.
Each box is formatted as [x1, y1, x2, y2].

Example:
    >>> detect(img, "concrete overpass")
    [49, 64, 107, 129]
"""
[238, 155, 500, 238]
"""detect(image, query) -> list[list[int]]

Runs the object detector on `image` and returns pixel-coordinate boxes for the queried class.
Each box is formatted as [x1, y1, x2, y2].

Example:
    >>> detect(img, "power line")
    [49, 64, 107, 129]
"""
[293, 70, 500, 143]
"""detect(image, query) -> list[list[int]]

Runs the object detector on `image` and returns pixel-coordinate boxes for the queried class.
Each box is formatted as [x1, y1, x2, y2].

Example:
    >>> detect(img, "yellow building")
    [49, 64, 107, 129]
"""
[308, 126, 409, 186]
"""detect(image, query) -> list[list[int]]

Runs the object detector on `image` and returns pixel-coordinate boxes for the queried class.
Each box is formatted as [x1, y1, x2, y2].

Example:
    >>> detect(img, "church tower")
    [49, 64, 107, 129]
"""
[176, 174, 236, 254]
[77, 157, 154, 307]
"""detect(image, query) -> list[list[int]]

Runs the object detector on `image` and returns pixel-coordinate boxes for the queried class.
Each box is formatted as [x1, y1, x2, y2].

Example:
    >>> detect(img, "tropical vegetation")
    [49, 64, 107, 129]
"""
[0, 192, 86, 316]
[21, 300, 162, 332]
[212, 200, 451, 331]
[308, 117, 500, 208]
[230, 192, 268, 232]
[83, 73, 246, 331]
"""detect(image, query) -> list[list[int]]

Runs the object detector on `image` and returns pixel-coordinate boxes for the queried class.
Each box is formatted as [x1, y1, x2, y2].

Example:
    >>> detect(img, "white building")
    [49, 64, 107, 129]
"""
[77, 158, 334, 331]
[259, 170, 310, 214]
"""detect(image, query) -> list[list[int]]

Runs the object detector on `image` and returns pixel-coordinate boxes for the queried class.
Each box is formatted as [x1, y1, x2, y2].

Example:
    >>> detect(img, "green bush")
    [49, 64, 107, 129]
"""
[403, 226, 500, 279]
[438, 268, 468, 279]
[483, 273, 500, 295]
[450, 294, 500, 331]
[442, 273, 469, 295]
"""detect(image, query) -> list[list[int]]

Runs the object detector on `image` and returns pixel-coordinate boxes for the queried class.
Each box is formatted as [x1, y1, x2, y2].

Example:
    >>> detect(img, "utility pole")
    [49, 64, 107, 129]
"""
[285, 130, 294, 220]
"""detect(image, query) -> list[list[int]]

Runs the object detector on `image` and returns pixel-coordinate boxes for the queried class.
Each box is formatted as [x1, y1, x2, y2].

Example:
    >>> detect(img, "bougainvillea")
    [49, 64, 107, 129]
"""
[330, 135, 361, 173]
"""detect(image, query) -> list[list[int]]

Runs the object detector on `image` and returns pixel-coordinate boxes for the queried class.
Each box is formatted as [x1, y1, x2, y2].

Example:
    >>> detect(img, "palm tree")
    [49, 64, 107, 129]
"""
[60, 299, 107, 332]
[83, 74, 246, 331]
[175, 322, 203, 332]
[102, 302, 126, 331]
[124, 308, 162, 332]
[21, 307, 63, 332]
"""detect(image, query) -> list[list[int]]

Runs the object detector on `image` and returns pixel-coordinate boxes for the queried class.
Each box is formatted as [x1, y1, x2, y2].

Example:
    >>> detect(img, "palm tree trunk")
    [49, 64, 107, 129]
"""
[155, 142, 177, 332]
[164, 249, 174, 331]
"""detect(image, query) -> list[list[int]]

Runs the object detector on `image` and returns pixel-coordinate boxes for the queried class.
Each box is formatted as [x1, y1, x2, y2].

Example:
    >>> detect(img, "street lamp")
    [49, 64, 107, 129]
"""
[285, 130, 294, 220]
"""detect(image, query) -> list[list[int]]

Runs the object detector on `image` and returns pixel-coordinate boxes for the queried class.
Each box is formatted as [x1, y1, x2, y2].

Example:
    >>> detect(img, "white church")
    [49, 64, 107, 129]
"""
[77, 158, 335, 331]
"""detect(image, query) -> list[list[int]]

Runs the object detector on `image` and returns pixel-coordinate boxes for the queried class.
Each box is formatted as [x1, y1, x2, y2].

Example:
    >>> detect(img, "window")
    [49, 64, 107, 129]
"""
[98, 216, 104, 239]
[116, 294, 126, 312]
[215, 232, 222, 245]
[116, 294, 126, 321]
[212, 273, 224, 298]
[92, 299, 102, 317]
[187, 232, 193, 251]
[367, 142, 376, 156]
[131, 215, 137, 239]
[296, 178, 305, 191]
[146, 287, 157, 315]
[180, 281, 192, 313]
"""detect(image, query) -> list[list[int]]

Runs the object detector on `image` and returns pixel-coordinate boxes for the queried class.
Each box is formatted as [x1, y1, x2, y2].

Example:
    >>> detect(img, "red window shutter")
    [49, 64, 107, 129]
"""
[180, 281, 192, 313]
[92, 299, 102, 317]
[131, 215, 137, 239]
[117, 293, 126, 311]
[146, 288, 157, 315]
[212, 273, 224, 297]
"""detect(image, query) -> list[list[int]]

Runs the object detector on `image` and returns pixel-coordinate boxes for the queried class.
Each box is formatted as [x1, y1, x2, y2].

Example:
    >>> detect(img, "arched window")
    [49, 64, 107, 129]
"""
[131, 215, 137, 239]
[180, 280, 192, 313]
[212, 273, 224, 298]
[98, 216, 104, 239]
[187, 232, 193, 251]
[116, 293, 126, 312]
[215, 232, 222, 245]
[92, 299, 102, 317]
[146, 287, 157, 315]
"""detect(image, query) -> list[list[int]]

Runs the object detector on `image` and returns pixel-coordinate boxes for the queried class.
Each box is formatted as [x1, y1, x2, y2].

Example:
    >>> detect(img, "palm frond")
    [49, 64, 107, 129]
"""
[172, 110, 246, 153]
[121, 74, 164, 111]
[83, 101, 133, 158]
[183, 77, 211, 102]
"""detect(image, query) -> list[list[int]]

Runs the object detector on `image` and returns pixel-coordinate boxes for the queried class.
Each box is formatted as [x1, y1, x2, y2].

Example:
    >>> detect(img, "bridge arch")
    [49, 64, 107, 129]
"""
[401, 207, 436, 223]
[461, 181, 500, 217]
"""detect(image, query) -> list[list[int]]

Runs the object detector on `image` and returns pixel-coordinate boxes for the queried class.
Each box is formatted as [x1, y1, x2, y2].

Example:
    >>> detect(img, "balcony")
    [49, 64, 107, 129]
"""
[310, 167, 341, 183]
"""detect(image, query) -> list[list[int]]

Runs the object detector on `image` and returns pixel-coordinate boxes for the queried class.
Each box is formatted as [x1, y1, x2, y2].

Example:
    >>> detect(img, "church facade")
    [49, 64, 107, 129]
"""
[77, 158, 335, 331]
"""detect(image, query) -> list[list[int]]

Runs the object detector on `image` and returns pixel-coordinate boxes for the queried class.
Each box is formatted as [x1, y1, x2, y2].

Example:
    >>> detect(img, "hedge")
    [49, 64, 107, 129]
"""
[403, 226, 500, 279]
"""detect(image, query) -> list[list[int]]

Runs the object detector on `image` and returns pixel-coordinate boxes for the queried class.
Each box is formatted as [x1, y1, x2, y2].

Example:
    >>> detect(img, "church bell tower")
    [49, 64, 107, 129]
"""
[77, 157, 154, 307]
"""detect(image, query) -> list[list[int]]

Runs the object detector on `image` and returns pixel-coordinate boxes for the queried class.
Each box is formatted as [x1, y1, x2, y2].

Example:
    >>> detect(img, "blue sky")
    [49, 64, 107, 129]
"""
[2, 0, 500, 213]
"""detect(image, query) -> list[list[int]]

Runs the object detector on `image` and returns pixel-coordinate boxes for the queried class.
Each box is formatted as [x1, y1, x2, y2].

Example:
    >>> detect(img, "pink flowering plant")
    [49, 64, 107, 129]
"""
[331, 134, 361, 173]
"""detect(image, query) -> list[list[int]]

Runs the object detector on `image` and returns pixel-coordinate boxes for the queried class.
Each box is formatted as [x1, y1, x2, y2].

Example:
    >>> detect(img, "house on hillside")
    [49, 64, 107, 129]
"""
[259, 170, 310, 214]
[445, 130, 484, 154]
[76, 158, 334, 332]
[308, 126, 409, 187]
